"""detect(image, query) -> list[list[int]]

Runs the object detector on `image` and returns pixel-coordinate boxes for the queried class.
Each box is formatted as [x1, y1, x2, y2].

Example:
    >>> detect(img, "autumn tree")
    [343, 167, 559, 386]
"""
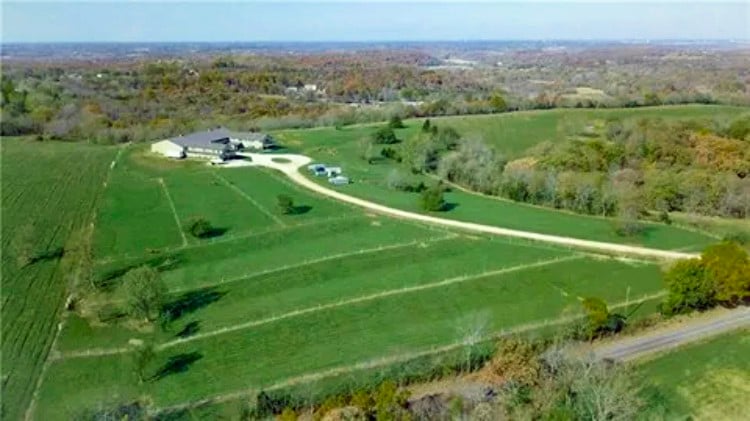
[701, 242, 750, 305]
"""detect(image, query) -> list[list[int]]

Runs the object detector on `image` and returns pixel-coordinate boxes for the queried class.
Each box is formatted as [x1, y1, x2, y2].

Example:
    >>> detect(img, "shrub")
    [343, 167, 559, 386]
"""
[419, 183, 446, 211]
[121, 265, 167, 322]
[185, 217, 213, 238]
[388, 115, 405, 129]
[660, 258, 715, 317]
[276, 194, 294, 215]
[372, 126, 399, 144]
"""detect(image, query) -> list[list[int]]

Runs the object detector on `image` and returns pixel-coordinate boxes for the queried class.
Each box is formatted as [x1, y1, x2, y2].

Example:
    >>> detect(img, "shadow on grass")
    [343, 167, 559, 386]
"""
[152, 352, 203, 381]
[163, 287, 226, 322]
[197, 227, 229, 239]
[96, 253, 184, 292]
[175, 321, 200, 338]
[290, 205, 312, 215]
[441, 202, 459, 212]
[28, 247, 65, 265]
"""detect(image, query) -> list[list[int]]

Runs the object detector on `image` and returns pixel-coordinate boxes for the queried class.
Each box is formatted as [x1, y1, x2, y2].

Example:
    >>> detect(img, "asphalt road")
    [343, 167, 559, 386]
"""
[593, 307, 750, 361]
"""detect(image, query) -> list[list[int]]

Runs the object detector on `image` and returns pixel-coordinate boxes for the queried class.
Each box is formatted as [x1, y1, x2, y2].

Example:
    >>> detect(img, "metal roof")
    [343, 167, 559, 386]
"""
[170, 129, 231, 150]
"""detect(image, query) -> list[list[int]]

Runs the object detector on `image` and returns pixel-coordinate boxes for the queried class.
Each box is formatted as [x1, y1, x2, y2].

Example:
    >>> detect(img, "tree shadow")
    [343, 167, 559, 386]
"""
[28, 247, 65, 265]
[441, 202, 460, 212]
[199, 227, 229, 239]
[175, 321, 200, 338]
[163, 287, 226, 322]
[151, 352, 203, 381]
[291, 205, 312, 215]
[96, 253, 183, 292]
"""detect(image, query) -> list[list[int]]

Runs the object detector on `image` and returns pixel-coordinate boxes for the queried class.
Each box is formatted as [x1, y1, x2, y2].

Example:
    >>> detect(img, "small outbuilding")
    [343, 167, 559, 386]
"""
[328, 175, 350, 185]
[325, 166, 342, 177]
[151, 140, 186, 159]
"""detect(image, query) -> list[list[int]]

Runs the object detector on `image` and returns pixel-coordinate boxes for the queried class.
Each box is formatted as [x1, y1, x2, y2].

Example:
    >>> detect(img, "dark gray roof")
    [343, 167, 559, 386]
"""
[227, 130, 273, 143]
[170, 129, 231, 150]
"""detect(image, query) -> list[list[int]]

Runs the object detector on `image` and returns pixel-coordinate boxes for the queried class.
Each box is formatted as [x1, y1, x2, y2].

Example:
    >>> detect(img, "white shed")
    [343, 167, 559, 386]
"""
[151, 140, 186, 159]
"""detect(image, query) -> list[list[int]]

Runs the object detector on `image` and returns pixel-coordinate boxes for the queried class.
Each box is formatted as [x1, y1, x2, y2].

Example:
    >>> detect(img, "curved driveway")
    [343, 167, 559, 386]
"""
[241, 152, 697, 260]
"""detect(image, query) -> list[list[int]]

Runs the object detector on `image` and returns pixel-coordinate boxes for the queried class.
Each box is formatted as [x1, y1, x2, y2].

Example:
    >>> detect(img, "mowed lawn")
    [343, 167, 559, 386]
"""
[638, 329, 750, 419]
[94, 146, 359, 260]
[38, 233, 667, 417]
[272, 106, 743, 251]
[1, 138, 118, 421]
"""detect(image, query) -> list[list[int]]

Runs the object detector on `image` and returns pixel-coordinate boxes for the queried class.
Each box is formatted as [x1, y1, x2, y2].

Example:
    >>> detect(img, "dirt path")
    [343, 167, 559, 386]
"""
[239, 153, 697, 260]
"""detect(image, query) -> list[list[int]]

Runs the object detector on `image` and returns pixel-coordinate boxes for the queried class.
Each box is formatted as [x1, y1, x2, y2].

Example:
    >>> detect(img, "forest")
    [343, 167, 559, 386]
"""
[2, 43, 749, 143]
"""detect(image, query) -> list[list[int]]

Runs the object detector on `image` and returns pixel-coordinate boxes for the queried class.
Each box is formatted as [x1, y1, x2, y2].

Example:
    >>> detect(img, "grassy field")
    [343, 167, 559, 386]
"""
[271, 106, 748, 251]
[277, 105, 748, 159]
[638, 329, 750, 419]
[38, 250, 665, 418]
[13, 106, 745, 419]
[1, 138, 118, 421]
[12, 138, 671, 419]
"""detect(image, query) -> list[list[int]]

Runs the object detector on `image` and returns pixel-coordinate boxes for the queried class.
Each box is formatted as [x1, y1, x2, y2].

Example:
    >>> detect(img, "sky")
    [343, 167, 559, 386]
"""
[2, 1, 748, 43]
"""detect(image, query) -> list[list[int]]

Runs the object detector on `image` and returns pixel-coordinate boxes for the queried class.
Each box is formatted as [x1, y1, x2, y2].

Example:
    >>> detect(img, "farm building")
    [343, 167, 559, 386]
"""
[329, 175, 350, 185]
[151, 128, 275, 160]
[324, 166, 342, 177]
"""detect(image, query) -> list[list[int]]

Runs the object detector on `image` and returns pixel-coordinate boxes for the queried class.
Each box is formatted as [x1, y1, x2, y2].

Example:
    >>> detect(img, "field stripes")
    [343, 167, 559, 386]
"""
[93, 213, 365, 265]
[152, 291, 667, 415]
[168, 233, 459, 293]
[211, 171, 285, 227]
[57, 254, 582, 360]
[158, 178, 188, 246]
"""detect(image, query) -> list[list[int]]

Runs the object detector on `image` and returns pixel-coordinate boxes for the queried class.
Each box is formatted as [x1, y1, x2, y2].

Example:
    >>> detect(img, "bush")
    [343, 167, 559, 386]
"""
[388, 115, 405, 129]
[660, 258, 715, 317]
[372, 126, 399, 144]
[276, 194, 294, 215]
[419, 183, 446, 211]
[185, 217, 213, 238]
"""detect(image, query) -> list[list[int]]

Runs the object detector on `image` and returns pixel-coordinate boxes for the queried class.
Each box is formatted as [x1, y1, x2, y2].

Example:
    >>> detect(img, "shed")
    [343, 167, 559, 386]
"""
[328, 175, 350, 185]
[151, 140, 186, 159]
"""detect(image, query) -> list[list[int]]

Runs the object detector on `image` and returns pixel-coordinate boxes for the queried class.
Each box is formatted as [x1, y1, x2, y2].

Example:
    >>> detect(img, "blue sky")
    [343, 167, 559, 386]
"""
[2, 1, 748, 42]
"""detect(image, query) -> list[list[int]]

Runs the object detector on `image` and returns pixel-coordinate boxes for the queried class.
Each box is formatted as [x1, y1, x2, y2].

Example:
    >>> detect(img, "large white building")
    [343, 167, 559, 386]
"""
[151, 128, 275, 160]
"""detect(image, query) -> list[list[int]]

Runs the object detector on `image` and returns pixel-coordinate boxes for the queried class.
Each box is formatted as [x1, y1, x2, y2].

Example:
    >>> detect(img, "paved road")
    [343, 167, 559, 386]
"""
[593, 307, 750, 361]
[240, 152, 697, 260]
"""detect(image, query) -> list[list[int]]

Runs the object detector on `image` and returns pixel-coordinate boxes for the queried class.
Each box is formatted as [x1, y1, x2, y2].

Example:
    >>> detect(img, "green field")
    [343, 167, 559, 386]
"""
[638, 329, 750, 419]
[8, 106, 745, 419]
[273, 106, 746, 251]
[1, 139, 118, 421]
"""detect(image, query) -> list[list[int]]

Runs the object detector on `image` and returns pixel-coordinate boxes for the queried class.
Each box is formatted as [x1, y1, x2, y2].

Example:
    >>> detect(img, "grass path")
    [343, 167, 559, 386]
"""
[151, 291, 666, 416]
[168, 233, 458, 293]
[211, 171, 286, 227]
[158, 177, 188, 247]
[55, 254, 583, 360]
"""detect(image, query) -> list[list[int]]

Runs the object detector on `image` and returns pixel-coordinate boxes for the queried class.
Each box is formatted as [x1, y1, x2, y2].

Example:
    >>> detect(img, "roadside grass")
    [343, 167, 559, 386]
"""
[638, 329, 750, 419]
[0, 138, 117, 420]
[37, 253, 665, 417]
